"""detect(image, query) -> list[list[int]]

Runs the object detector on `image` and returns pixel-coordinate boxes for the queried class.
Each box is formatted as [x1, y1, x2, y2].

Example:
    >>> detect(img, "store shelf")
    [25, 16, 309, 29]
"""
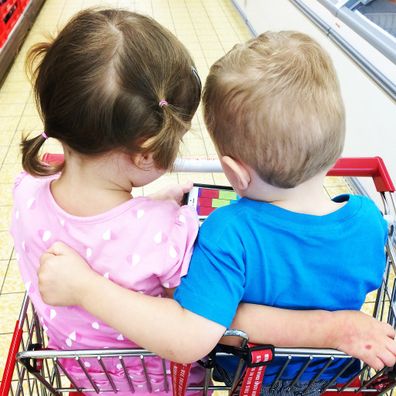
[0, 0, 45, 85]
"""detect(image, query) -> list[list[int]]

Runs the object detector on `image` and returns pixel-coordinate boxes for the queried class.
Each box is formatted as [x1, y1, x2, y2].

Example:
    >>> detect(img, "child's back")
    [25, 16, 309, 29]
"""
[10, 8, 202, 395]
[174, 31, 389, 392]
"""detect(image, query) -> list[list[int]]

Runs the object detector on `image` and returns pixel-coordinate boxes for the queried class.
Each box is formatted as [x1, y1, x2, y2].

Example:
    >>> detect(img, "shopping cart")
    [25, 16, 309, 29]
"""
[1, 156, 396, 396]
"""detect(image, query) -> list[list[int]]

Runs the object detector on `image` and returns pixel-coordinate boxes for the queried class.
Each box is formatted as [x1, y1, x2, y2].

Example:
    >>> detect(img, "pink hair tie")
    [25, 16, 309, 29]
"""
[41, 132, 48, 139]
[159, 99, 168, 108]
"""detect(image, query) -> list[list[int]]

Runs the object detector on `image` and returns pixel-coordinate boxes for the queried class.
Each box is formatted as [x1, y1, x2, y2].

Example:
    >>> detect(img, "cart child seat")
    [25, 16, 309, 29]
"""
[1, 156, 396, 396]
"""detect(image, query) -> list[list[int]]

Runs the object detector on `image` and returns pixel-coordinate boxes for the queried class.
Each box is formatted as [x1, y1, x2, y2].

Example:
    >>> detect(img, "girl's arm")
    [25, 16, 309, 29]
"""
[148, 181, 193, 205]
[229, 304, 396, 370]
[39, 243, 224, 363]
[38, 242, 396, 369]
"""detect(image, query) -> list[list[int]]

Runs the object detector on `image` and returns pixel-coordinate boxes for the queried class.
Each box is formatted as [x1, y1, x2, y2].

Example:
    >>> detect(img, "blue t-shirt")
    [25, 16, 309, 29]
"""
[174, 194, 388, 382]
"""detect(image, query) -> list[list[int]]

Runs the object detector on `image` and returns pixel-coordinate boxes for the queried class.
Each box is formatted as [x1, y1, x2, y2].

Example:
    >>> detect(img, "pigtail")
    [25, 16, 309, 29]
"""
[144, 103, 190, 170]
[22, 40, 64, 177]
[21, 134, 63, 177]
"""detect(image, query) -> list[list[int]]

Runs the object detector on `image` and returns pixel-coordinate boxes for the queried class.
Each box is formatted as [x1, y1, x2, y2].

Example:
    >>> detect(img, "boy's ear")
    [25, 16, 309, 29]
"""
[220, 156, 251, 191]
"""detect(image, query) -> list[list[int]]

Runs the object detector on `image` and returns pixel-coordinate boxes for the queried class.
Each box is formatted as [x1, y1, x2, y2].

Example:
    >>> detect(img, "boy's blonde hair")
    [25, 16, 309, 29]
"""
[203, 31, 345, 188]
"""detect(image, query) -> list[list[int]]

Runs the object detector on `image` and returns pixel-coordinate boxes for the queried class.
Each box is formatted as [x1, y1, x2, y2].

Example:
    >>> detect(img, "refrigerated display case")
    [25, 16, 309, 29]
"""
[0, 0, 45, 84]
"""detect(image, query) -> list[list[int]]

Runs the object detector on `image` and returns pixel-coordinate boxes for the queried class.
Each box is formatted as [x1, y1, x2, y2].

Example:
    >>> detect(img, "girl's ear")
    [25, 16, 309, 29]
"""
[132, 152, 155, 170]
[220, 156, 251, 192]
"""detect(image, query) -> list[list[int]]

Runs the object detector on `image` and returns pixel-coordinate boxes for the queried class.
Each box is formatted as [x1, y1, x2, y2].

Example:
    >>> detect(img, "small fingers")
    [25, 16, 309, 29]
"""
[383, 322, 396, 339]
[45, 241, 68, 255]
[377, 348, 396, 368]
[40, 251, 55, 264]
[368, 357, 385, 371]
[385, 337, 396, 358]
[182, 180, 194, 193]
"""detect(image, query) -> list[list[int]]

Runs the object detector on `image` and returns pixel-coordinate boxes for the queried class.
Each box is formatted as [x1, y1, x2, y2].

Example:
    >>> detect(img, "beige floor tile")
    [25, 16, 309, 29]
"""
[22, 102, 40, 117]
[0, 260, 8, 291]
[0, 118, 20, 145]
[324, 185, 353, 198]
[181, 138, 208, 157]
[0, 231, 14, 261]
[0, 103, 26, 117]
[0, 90, 30, 105]
[0, 206, 12, 231]
[0, 333, 13, 380]
[178, 172, 215, 186]
[0, 163, 23, 184]
[0, 293, 25, 334]
[324, 176, 349, 186]
[0, 145, 8, 164]
[0, 0, 380, 388]
[15, 115, 43, 136]
[3, 145, 21, 164]
[2, 260, 24, 294]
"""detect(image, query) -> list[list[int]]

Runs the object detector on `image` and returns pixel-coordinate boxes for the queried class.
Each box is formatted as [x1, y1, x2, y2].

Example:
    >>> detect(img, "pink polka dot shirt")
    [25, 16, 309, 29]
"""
[10, 172, 201, 394]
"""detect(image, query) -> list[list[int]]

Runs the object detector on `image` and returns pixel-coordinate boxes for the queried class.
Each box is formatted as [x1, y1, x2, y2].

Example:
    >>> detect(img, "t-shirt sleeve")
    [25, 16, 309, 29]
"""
[13, 171, 28, 193]
[174, 209, 246, 328]
[158, 205, 199, 289]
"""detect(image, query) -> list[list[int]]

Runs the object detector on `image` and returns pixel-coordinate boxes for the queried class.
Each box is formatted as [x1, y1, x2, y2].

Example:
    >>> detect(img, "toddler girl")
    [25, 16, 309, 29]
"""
[10, 8, 202, 395]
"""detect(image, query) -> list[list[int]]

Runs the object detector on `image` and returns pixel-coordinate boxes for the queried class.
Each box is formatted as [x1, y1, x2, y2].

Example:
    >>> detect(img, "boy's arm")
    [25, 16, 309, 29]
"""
[39, 242, 396, 369]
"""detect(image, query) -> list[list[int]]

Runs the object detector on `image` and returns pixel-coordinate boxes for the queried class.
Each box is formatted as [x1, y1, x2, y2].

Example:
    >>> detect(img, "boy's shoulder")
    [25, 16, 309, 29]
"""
[339, 194, 382, 216]
[199, 198, 247, 235]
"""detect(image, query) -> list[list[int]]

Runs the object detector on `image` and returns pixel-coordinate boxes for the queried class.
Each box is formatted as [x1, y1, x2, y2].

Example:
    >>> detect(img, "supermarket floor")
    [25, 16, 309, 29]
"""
[0, 0, 252, 379]
[0, 0, 353, 383]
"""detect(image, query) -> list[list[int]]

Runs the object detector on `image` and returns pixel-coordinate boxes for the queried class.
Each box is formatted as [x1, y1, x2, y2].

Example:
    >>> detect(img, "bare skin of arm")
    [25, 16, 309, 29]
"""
[38, 242, 396, 369]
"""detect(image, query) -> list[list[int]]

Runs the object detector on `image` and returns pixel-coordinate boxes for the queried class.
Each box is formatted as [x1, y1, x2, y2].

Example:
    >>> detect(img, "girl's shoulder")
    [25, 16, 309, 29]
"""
[13, 171, 57, 198]
[132, 196, 199, 230]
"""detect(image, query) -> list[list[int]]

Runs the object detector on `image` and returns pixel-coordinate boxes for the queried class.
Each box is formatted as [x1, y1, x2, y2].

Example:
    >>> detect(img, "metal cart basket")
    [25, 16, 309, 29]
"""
[1, 156, 396, 396]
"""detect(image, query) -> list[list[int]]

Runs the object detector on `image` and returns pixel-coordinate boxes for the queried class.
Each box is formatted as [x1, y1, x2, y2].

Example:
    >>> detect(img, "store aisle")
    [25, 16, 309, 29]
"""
[0, 0, 355, 385]
[0, 0, 252, 379]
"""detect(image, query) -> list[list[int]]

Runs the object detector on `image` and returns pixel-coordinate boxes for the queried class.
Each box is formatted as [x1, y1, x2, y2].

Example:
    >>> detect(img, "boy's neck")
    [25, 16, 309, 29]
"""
[244, 170, 345, 216]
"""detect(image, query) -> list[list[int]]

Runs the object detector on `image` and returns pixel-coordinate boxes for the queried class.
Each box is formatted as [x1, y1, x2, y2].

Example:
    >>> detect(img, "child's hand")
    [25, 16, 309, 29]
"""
[39, 242, 96, 306]
[149, 181, 193, 205]
[333, 310, 396, 371]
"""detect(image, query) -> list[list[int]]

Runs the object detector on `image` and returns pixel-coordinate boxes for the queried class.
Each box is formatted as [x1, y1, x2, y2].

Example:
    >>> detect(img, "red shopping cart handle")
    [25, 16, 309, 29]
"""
[328, 157, 395, 193]
[41, 154, 395, 193]
[41, 153, 64, 164]
[0, 321, 23, 396]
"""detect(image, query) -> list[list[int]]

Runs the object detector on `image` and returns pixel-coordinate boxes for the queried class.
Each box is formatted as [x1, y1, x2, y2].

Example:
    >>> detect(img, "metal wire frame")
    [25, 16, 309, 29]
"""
[5, 223, 396, 395]
[1, 159, 396, 396]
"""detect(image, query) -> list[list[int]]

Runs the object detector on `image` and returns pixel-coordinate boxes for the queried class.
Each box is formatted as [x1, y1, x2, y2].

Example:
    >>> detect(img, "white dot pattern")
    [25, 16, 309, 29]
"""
[92, 322, 100, 330]
[26, 197, 35, 209]
[50, 309, 57, 320]
[131, 254, 140, 267]
[102, 229, 111, 240]
[11, 172, 199, 388]
[154, 232, 162, 244]
[42, 230, 52, 242]
[169, 246, 177, 258]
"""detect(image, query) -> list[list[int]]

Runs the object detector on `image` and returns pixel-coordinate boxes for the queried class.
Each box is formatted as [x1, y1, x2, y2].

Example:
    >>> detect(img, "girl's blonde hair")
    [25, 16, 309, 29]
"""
[23, 9, 201, 176]
[203, 31, 345, 188]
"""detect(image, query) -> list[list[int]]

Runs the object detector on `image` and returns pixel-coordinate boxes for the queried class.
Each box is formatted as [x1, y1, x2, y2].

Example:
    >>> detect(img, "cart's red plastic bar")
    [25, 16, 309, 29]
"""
[0, 321, 23, 396]
[328, 157, 394, 193]
[41, 154, 395, 193]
